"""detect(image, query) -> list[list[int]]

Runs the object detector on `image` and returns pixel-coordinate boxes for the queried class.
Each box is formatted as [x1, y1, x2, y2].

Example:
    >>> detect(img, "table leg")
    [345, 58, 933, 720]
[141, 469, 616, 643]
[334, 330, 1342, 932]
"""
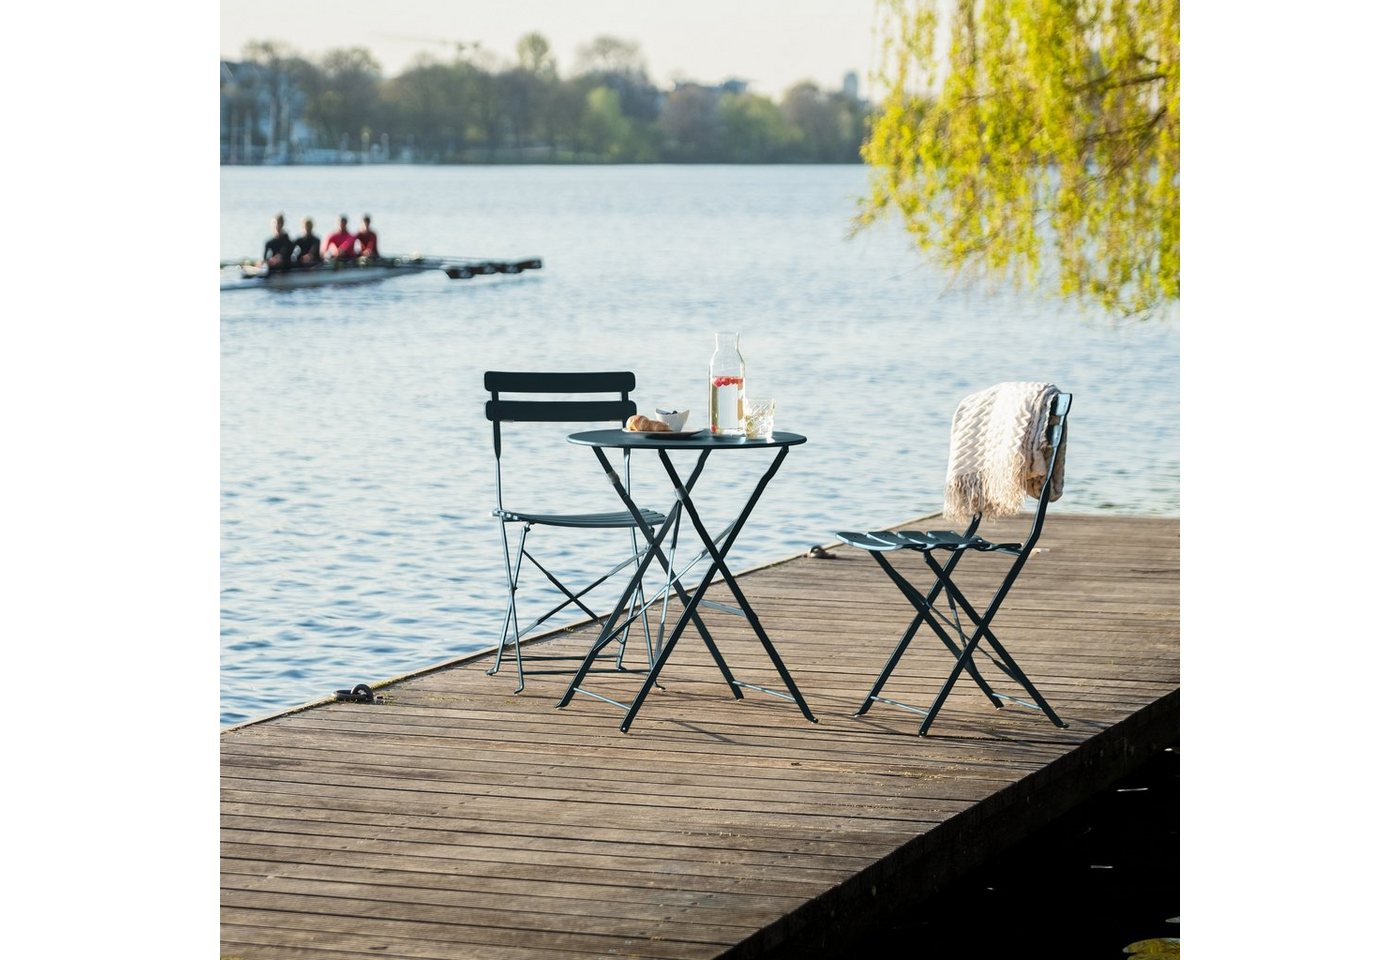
[558, 448, 742, 709]
[603, 448, 740, 690]
[655, 448, 817, 724]
[554, 470, 682, 709]
[615, 448, 782, 730]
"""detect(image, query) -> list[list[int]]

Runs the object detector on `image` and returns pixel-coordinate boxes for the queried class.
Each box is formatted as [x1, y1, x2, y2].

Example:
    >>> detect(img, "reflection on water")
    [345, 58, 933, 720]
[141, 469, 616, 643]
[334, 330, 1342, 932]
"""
[221, 165, 1179, 726]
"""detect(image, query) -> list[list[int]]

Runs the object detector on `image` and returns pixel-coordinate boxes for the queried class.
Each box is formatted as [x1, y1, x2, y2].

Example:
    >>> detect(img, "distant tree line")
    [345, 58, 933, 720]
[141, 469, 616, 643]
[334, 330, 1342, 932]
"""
[221, 35, 870, 164]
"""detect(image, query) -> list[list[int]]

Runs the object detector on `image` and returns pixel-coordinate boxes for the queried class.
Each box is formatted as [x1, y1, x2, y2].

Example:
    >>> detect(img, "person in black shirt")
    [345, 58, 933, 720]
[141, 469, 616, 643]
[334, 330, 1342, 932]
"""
[292, 217, 322, 266]
[261, 213, 294, 270]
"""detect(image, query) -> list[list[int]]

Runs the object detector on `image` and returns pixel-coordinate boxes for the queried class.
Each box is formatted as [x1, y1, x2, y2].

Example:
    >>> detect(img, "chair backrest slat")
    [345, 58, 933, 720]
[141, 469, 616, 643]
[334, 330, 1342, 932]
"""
[486, 399, 636, 423]
[484, 370, 639, 510]
[484, 371, 635, 394]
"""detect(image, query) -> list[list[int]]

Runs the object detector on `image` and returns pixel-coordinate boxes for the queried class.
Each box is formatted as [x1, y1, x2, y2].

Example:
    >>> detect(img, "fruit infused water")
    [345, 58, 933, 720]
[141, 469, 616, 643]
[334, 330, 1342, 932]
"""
[709, 375, 746, 436]
[707, 332, 748, 437]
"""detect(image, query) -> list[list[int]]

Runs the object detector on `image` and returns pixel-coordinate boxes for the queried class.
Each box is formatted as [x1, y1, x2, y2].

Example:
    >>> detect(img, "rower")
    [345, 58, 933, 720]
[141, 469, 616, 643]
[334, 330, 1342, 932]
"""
[356, 214, 379, 260]
[322, 215, 358, 261]
[292, 217, 322, 266]
[261, 213, 294, 270]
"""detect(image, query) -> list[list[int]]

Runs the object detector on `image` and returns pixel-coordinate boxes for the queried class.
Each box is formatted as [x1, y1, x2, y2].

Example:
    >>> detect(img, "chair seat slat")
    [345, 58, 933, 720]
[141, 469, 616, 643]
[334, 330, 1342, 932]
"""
[495, 507, 667, 528]
[834, 531, 904, 551]
[840, 527, 1024, 555]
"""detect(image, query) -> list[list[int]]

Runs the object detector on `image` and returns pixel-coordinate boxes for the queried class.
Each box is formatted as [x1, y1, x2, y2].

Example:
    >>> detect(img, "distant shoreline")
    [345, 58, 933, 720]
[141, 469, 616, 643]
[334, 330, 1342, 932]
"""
[219, 160, 868, 168]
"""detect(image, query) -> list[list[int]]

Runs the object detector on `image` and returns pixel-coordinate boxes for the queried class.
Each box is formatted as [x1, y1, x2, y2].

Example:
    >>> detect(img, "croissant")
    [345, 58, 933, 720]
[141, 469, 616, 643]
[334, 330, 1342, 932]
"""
[625, 415, 671, 432]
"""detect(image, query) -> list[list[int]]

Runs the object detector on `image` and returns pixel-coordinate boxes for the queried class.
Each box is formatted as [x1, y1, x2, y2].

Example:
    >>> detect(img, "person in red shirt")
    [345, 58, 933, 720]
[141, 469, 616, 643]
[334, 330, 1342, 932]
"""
[321, 215, 358, 260]
[355, 214, 379, 259]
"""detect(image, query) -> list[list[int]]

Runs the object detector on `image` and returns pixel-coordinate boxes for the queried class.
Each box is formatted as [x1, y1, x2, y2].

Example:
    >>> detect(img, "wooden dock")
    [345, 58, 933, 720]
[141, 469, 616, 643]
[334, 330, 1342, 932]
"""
[221, 512, 1179, 959]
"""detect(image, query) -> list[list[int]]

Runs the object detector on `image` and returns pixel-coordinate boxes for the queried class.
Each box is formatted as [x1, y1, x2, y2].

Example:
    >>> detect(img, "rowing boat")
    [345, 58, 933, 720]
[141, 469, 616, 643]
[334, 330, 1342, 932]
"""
[220, 255, 543, 291]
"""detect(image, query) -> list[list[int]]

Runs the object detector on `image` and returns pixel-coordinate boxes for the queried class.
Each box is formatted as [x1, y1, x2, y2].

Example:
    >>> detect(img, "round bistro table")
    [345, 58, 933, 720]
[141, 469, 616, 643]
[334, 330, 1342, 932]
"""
[557, 429, 815, 732]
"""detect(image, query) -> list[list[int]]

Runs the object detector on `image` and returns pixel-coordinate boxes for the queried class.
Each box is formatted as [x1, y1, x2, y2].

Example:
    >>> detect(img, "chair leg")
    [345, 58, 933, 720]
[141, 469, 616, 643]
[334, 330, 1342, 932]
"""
[520, 548, 600, 623]
[973, 628, 1066, 727]
[859, 550, 1002, 715]
[655, 521, 681, 664]
[488, 520, 513, 677]
[855, 608, 924, 717]
[489, 502, 690, 692]
[487, 522, 531, 694]
[488, 521, 527, 680]
[617, 525, 654, 670]
[557, 470, 693, 710]
[615, 449, 650, 670]
[919, 640, 980, 736]
[636, 501, 742, 699]
[916, 552, 1066, 733]
[624, 522, 679, 671]
[615, 508, 687, 672]
[924, 552, 1064, 727]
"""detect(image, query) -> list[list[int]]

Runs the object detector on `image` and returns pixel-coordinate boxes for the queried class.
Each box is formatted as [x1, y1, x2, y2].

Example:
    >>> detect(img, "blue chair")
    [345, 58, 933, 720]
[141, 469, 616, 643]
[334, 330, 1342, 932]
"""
[484, 371, 670, 692]
[836, 391, 1072, 735]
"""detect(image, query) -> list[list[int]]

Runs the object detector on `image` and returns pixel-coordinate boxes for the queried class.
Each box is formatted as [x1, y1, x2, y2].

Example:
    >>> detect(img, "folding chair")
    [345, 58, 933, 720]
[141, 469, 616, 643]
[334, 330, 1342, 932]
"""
[484, 371, 673, 692]
[836, 391, 1072, 736]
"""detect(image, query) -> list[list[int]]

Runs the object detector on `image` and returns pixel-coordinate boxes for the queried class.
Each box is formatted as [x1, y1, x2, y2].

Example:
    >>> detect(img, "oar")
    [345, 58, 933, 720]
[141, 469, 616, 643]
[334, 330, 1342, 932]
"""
[442, 258, 544, 280]
[381, 253, 474, 266]
[379, 253, 543, 268]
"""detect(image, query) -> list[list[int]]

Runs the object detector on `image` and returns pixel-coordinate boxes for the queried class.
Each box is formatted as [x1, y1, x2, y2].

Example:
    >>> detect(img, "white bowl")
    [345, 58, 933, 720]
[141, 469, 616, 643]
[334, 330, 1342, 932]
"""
[654, 408, 689, 432]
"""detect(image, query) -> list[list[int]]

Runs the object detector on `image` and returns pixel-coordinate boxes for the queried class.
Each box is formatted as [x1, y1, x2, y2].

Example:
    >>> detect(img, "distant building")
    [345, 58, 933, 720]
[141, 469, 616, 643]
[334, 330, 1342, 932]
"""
[220, 59, 319, 165]
[842, 71, 859, 101]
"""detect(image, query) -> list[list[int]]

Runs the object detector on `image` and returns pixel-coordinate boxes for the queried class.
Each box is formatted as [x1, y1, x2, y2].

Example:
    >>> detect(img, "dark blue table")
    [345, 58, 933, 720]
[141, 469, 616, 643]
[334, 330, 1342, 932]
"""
[557, 429, 816, 732]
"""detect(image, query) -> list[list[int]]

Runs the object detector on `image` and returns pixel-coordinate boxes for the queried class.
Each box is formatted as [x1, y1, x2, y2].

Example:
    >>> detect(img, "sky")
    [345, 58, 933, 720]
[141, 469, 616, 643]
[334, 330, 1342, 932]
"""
[220, 0, 881, 99]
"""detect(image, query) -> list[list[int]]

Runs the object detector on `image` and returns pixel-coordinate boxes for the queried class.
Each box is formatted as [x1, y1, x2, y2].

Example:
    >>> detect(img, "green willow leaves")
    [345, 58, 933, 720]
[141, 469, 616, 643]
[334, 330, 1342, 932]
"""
[860, 0, 1180, 314]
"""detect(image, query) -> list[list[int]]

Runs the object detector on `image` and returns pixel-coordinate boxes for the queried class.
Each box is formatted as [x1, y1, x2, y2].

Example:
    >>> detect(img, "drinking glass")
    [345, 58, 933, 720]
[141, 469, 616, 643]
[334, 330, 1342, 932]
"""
[745, 398, 776, 440]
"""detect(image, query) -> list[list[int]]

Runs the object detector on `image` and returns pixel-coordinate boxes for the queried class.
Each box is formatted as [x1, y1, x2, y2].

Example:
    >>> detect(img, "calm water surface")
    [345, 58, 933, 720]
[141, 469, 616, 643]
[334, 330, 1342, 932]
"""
[221, 165, 1179, 726]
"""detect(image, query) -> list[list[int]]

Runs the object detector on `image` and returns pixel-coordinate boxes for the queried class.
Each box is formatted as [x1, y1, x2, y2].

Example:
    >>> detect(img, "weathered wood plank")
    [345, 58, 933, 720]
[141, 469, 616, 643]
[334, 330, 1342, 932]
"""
[222, 513, 1178, 958]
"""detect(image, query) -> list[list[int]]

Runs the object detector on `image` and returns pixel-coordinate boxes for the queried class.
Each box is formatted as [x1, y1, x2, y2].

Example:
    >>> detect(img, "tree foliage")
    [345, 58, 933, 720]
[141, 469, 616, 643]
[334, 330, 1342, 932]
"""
[516, 32, 557, 78]
[783, 83, 864, 162]
[718, 93, 799, 162]
[573, 36, 647, 77]
[860, 0, 1180, 314]
[307, 47, 383, 146]
[223, 34, 872, 166]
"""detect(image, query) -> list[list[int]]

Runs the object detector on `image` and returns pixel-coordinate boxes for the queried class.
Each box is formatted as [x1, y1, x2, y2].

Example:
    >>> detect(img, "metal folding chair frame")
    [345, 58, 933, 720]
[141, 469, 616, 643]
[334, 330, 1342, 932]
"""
[839, 392, 1073, 736]
[484, 371, 675, 692]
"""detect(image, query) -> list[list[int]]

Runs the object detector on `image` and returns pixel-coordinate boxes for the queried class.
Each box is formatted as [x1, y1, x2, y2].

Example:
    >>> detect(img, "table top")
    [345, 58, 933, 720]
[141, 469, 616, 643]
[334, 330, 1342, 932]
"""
[568, 429, 808, 450]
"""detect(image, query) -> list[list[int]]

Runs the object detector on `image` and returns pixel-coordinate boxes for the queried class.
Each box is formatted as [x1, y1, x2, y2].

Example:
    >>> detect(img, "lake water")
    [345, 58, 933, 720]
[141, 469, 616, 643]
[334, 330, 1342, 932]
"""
[221, 164, 1179, 726]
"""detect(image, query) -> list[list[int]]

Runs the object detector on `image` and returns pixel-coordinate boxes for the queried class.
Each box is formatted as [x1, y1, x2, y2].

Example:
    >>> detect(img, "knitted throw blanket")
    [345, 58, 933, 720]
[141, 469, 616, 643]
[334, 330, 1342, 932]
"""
[943, 382, 1066, 522]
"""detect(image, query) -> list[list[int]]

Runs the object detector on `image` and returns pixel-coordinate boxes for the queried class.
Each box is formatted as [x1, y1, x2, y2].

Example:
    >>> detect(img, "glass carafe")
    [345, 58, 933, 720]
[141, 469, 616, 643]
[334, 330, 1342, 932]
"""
[708, 332, 747, 437]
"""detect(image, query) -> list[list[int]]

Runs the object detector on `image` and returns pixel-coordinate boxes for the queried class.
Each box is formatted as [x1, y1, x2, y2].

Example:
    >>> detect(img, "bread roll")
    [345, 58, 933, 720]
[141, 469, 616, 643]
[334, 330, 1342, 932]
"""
[625, 415, 671, 432]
